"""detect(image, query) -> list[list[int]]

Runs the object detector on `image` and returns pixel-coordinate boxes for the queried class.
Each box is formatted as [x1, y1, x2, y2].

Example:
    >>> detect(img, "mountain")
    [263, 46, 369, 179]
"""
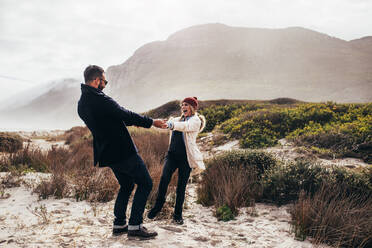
[349, 36, 372, 54]
[1, 24, 372, 130]
[0, 78, 83, 130]
[0, 81, 61, 112]
[106, 24, 372, 111]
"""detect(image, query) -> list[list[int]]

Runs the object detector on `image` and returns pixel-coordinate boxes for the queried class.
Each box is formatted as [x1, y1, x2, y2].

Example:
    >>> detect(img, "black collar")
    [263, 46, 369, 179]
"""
[81, 83, 104, 96]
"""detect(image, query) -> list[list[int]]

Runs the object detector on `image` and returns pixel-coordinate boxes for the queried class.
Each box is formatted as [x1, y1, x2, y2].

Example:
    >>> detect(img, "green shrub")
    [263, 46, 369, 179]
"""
[288, 115, 372, 163]
[216, 205, 235, 221]
[262, 160, 372, 205]
[204, 150, 278, 176]
[214, 102, 371, 162]
[0, 132, 23, 153]
[332, 167, 372, 202]
[199, 104, 259, 132]
[240, 127, 278, 148]
[262, 160, 331, 205]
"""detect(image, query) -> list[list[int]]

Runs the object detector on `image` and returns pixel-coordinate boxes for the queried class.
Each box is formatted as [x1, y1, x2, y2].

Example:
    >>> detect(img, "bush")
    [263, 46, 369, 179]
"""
[204, 150, 278, 176]
[288, 115, 372, 163]
[197, 150, 277, 213]
[0, 132, 23, 153]
[72, 167, 119, 203]
[0, 145, 50, 172]
[216, 205, 235, 221]
[199, 104, 256, 132]
[34, 173, 68, 200]
[215, 102, 371, 162]
[240, 127, 278, 148]
[291, 185, 372, 247]
[332, 167, 372, 202]
[262, 160, 372, 205]
[262, 160, 332, 205]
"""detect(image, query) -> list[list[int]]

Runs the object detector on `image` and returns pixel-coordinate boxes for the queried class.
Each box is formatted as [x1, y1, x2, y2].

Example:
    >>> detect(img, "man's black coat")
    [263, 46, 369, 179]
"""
[77, 84, 153, 167]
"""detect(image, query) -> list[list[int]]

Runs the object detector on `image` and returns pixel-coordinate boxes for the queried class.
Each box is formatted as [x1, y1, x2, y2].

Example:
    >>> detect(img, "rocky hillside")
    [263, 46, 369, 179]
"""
[107, 23, 372, 111]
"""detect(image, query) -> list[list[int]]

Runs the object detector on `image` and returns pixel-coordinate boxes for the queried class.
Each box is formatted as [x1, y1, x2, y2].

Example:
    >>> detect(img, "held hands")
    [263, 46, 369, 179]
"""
[152, 119, 168, 129]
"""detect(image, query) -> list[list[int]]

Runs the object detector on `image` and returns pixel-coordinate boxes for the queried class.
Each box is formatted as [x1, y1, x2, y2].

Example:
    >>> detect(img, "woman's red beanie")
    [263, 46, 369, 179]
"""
[182, 97, 198, 109]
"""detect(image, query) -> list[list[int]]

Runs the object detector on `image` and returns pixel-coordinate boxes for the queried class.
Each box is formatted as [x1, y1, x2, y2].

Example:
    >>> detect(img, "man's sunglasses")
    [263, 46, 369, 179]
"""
[100, 78, 108, 85]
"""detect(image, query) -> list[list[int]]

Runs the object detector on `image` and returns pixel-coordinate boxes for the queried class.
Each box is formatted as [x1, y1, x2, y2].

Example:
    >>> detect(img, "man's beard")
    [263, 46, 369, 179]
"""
[98, 84, 104, 90]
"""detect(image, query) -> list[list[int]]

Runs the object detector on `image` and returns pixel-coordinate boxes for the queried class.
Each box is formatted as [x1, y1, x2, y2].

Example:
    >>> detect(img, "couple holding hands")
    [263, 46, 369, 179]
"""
[78, 65, 206, 240]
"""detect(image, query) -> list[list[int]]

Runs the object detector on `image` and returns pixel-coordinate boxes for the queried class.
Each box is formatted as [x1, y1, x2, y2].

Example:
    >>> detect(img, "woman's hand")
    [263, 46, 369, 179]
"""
[152, 119, 168, 129]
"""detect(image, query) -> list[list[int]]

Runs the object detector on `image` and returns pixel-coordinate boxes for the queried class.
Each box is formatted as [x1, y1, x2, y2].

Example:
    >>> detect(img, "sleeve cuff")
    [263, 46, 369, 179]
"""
[167, 121, 174, 130]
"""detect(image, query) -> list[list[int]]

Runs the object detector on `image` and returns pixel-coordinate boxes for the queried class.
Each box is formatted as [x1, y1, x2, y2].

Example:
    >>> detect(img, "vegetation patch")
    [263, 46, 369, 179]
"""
[216, 204, 235, 222]
[0, 132, 23, 153]
[291, 185, 372, 248]
[1, 126, 175, 207]
[197, 150, 277, 213]
[203, 102, 372, 162]
[262, 160, 371, 205]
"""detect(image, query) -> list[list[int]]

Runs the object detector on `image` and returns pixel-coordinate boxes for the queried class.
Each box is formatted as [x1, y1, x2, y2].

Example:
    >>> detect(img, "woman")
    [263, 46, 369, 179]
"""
[147, 97, 206, 225]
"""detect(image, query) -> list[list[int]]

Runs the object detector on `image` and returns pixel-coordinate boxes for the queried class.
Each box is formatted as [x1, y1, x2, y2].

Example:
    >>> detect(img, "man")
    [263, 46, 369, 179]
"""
[77, 65, 166, 239]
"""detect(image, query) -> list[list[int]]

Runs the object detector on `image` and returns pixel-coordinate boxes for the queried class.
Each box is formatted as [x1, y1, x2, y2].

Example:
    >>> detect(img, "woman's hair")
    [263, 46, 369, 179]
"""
[180, 105, 206, 132]
[197, 113, 206, 132]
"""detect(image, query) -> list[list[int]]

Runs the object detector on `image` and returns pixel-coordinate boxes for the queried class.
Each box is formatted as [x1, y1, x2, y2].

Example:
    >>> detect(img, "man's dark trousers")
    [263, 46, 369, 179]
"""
[110, 153, 153, 227]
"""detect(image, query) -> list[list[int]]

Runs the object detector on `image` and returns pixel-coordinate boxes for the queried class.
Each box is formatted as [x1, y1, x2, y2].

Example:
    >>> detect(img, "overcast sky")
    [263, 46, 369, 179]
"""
[1, 0, 371, 100]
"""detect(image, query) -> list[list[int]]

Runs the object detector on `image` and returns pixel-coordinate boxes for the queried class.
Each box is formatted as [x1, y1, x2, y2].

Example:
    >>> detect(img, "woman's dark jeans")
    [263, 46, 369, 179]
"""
[109, 153, 153, 227]
[152, 153, 192, 220]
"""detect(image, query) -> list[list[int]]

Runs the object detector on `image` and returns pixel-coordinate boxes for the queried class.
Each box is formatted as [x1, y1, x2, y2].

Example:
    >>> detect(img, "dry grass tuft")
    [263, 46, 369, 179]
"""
[291, 184, 372, 247]
[33, 173, 68, 200]
[198, 161, 260, 215]
[72, 167, 119, 202]
[1, 144, 50, 172]
[197, 151, 270, 215]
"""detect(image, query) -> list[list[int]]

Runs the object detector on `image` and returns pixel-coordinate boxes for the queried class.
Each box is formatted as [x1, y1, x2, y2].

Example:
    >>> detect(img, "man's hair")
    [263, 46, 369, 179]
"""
[84, 65, 104, 83]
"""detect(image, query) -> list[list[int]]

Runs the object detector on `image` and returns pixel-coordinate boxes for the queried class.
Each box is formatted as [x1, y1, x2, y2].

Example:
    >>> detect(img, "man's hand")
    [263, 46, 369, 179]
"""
[152, 119, 168, 129]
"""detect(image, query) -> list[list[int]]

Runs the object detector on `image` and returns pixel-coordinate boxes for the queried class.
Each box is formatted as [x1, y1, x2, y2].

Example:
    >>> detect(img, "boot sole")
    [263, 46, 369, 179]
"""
[112, 232, 128, 236]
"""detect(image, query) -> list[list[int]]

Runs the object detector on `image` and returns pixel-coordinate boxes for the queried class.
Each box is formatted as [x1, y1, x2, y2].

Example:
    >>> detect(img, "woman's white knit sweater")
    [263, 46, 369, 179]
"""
[167, 114, 205, 170]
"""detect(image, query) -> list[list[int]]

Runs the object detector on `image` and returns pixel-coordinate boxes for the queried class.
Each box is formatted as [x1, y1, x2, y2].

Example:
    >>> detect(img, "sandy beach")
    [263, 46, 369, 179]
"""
[0, 171, 330, 248]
